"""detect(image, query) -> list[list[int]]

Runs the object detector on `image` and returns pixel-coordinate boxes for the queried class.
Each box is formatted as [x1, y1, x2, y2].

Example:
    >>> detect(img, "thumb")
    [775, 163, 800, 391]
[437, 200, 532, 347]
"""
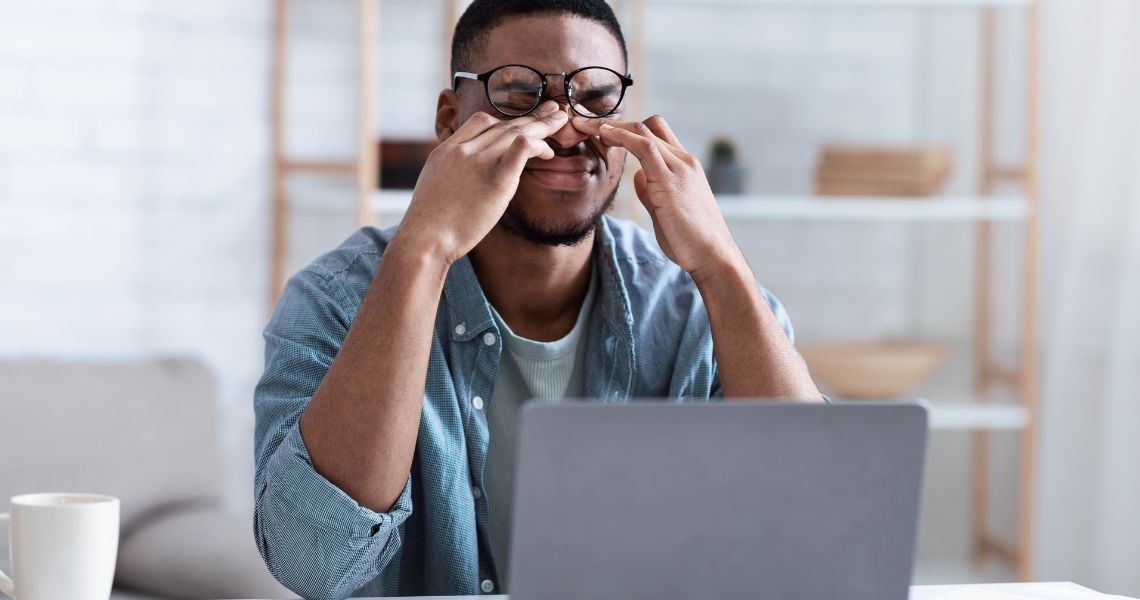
[633, 168, 652, 210]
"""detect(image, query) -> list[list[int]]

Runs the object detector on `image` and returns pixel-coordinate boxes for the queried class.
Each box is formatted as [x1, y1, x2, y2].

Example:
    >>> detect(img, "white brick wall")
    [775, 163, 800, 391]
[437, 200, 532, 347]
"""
[2, 2, 1021, 538]
[0, 0, 271, 513]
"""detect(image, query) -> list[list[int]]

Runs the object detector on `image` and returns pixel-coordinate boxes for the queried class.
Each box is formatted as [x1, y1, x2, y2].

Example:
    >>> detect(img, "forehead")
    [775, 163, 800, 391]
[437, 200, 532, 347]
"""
[477, 13, 625, 74]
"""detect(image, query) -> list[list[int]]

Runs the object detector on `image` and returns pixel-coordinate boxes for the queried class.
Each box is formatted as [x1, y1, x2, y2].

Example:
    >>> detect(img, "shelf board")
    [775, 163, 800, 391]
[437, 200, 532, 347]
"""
[912, 557, 1015, 586]
[649, 0, 1033, 7]
[923, 401, 1030, 431]
[373, 191, 414, 216]
[830, 400, 1029, 431]
[717, 196, 1029, 221]
[372, 191, 1029, 222]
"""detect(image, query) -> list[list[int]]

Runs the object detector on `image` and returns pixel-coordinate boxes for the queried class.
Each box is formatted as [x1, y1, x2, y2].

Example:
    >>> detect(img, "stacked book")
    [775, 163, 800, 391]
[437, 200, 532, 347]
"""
[814, 146, 954, 197]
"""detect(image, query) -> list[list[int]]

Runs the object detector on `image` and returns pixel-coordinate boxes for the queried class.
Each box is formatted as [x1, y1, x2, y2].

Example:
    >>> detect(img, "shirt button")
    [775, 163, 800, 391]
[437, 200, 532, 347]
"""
[483, 332, 496, 346]
[455, 323, 467, 336]
[472, 486, 481, 500]
[481, 579, 494, 593]
[472, 396, 484, 411]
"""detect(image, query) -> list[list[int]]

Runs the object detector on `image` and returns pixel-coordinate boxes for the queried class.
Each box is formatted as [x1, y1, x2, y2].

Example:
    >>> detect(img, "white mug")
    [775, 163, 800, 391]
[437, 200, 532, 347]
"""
[0, 493, 120, 600]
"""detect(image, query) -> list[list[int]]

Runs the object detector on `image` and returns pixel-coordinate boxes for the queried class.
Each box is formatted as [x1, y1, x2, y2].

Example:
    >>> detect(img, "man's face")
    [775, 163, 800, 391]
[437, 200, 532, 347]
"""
[452, 14, 628, 247]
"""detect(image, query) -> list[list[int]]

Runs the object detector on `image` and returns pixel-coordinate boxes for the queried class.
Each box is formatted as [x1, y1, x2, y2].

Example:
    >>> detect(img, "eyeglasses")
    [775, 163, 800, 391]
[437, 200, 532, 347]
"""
[453, 64, 634, 119]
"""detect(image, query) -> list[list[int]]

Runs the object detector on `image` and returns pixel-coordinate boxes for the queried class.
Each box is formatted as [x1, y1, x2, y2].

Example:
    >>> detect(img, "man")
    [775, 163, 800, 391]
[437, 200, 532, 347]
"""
[253, 1, 822, 598]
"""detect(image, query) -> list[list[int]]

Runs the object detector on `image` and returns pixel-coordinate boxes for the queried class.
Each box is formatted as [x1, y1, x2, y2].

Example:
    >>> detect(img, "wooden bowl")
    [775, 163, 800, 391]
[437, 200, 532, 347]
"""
[796, 341, 948, 399]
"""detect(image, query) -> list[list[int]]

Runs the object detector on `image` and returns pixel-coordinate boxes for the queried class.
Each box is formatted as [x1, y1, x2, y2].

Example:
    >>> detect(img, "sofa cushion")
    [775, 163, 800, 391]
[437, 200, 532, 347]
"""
[111, 590, 169, 600]
[0, 359, 223, 573]
[115, 508, 295, 599]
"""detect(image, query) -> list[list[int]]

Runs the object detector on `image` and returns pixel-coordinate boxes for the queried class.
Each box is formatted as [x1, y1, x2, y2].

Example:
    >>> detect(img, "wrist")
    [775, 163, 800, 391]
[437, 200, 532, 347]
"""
[383, 234, 454, 283]
[393, 198, 469, 267]
[690, 251, 751, 292]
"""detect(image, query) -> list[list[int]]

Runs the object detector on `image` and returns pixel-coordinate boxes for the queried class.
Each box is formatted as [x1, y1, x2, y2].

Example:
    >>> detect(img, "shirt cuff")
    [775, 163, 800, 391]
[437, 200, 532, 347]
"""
[261, 424, 413, 541]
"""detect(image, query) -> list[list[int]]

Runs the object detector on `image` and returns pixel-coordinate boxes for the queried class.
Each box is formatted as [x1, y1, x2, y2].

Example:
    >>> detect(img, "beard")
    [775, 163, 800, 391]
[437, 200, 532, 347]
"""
[497, 182, 620, 247]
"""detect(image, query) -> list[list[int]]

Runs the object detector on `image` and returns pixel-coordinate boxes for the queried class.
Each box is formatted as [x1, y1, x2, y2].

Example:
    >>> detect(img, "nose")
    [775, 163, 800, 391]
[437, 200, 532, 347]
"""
[545, 100, 589, 151]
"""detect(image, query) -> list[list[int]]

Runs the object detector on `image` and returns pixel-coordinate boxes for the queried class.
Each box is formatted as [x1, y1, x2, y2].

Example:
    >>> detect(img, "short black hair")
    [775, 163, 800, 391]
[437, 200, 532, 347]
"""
[450, 0, 628, 74]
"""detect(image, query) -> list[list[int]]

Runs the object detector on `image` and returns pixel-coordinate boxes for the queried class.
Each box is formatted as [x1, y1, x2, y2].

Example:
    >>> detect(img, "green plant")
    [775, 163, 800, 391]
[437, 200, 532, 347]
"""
[710, 137, 737, 164]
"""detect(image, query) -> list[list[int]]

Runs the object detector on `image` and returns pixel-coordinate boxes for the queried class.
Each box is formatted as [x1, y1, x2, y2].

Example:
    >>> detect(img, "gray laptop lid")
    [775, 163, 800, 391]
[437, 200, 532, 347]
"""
[508, 401, 927, 600]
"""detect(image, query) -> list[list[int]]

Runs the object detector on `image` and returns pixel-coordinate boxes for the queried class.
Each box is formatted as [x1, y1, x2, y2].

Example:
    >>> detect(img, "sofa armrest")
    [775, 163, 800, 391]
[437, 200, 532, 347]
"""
[115, 508, 296, 600]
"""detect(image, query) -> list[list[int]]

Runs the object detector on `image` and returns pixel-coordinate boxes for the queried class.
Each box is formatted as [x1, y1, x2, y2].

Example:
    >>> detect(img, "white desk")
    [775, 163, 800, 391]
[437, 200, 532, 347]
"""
[344, 582, 1132, 600]
[911, 582, 1131, 599]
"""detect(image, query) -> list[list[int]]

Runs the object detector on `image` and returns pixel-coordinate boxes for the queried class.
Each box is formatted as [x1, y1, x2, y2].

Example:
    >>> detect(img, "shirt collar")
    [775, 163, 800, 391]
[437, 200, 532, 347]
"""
[441, 215, 636, 357]
[589, 215, 636, 399]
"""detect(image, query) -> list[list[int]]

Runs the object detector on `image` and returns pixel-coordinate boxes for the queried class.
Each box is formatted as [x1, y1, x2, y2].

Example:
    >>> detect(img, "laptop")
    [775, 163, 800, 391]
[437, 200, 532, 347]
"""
[508, 401, 928, 600]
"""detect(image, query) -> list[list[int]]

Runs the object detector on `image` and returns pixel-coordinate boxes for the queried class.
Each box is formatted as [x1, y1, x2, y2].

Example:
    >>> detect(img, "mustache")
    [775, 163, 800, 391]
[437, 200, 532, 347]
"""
[544, 136, 607, 160]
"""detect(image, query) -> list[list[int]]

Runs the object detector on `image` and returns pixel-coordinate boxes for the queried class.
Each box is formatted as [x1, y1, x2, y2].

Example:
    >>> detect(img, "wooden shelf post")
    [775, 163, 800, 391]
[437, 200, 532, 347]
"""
[1014, 0, 1041, 581]
[356, 0, 380, 229]
[970, 1, 1040, 581]
[268, 0, 290, 313]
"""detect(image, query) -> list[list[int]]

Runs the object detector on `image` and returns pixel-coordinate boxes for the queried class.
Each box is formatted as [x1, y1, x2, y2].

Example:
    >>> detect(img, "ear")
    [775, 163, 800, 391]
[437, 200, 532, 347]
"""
[435, 89, 461, 143]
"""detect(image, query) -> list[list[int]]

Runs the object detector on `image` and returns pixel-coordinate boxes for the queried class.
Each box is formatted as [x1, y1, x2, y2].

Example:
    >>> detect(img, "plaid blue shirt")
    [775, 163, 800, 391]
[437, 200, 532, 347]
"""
[253, 215, 796, 600]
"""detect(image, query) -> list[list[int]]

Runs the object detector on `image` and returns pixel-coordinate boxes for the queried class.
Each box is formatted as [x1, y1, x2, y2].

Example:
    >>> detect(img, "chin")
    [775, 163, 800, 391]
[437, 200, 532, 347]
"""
[519, 198, 599, 225]
[514, 180, 606, 221]
[500, 184, 618, 248]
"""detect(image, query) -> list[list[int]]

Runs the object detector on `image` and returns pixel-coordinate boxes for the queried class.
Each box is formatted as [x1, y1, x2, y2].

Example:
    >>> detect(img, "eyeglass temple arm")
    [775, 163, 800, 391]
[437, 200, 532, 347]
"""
[452, 71, 480, 90]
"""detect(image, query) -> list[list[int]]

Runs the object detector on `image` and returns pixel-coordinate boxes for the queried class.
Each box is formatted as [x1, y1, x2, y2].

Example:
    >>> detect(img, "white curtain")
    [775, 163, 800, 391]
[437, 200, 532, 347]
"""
[1035, 0, 1140, 595]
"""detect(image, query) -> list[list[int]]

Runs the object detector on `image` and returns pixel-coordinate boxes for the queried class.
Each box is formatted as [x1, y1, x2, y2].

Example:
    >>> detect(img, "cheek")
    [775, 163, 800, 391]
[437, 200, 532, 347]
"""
[600, 147, 626, 183]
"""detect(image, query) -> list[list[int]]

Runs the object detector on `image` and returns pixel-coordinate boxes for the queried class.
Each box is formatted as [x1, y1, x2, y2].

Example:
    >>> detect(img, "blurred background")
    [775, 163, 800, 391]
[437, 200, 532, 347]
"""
[1, 0, 1137, 598]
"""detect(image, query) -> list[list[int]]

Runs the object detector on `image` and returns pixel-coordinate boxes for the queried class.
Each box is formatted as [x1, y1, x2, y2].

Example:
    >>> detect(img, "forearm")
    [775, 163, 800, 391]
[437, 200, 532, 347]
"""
[299, 236, 449, 513]
[694, 259, 822, 402]
[255, 427, 410, 600]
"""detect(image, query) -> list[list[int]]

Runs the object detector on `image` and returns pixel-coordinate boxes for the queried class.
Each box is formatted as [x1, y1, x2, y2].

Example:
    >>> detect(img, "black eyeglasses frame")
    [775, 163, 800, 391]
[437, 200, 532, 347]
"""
[452, 64, 634, 119]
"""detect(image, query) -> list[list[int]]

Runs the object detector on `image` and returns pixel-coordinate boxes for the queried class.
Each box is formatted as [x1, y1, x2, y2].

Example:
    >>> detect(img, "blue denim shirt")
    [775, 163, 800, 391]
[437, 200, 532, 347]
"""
[253, 215, 797, 600]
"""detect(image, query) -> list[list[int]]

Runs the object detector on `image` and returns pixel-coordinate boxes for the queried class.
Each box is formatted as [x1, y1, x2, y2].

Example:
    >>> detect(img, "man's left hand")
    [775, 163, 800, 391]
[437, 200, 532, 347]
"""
[572, 114, 744, 285]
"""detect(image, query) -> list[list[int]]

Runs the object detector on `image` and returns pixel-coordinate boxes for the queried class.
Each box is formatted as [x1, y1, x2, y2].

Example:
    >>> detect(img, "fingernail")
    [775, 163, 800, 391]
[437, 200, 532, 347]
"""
[537, 101, 558, 114]
[600, 123, 614, 130]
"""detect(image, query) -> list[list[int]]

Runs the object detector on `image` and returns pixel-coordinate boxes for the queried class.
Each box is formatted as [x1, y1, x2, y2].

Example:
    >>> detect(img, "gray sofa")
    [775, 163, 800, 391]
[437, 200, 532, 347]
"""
[0, 359, 294, 600]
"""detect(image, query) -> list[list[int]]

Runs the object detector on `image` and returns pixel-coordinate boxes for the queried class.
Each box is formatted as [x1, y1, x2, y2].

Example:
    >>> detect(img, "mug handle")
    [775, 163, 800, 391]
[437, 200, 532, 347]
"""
[0, 513, 13, 599]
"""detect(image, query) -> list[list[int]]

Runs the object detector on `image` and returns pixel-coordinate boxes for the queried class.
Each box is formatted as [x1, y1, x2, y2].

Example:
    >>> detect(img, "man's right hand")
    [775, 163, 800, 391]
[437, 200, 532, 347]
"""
[395, 100, 570, 265]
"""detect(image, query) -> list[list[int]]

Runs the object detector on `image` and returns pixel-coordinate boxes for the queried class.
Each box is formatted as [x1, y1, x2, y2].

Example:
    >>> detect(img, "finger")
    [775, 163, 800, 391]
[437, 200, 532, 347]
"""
[484, 128, 556, 163]
[596, 122, 674, 180]
[479, 103, 564, 160]
[633, 168, 653, 211]
[498, 132, 557, 177]
[447, 111, 503, 144]
[572, 116, 676, 148]
[575, 116, 685, 162]
[571, 115, 630, 137]
[447, 101, 561, 145]
[642, 115, 683, 149]
[468, 102, 568, 149]
[635, 168, 673, 258]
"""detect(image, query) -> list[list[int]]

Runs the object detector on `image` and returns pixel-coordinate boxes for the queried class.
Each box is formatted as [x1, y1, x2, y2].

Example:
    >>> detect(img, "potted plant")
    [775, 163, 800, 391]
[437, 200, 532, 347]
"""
[706, 136, 745, 196]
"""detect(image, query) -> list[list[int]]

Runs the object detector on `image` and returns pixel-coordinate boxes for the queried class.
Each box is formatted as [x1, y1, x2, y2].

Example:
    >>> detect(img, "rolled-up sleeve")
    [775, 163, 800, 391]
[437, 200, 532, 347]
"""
[253, 269, 413, 600]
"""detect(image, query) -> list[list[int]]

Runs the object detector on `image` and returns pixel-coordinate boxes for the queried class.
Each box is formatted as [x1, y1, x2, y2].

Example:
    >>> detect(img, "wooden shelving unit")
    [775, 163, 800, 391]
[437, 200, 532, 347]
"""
[267, 0, 1040, 581]
[268, 0, 378, 313]
[363, 191, 1032, 221]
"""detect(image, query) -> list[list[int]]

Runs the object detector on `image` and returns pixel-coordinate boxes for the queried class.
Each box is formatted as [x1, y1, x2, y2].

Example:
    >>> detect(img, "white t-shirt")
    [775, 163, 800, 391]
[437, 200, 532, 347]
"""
[483, 265, 598, 587]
